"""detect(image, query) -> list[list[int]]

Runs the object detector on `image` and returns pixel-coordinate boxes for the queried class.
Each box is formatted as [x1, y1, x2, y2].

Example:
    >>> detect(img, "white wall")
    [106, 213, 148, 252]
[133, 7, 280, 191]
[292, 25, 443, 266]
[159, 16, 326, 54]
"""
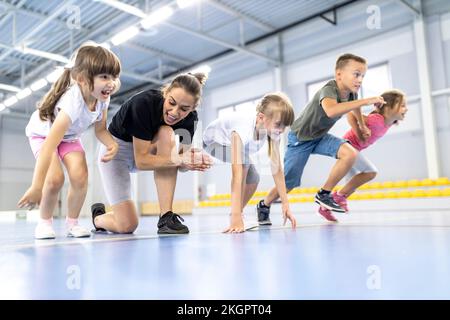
[0, 114, 35, 211]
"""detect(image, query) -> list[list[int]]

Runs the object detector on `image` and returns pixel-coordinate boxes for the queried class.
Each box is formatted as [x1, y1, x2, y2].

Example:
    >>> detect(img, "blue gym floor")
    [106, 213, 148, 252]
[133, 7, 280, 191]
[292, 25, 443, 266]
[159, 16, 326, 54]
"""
[1, 210, 450, 299]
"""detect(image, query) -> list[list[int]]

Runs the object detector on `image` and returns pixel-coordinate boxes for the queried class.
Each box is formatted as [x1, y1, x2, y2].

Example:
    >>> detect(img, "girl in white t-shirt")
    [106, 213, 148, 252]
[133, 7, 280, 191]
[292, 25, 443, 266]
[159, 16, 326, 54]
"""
[18, 42, 121, 239]
[203, 92, 297, 233]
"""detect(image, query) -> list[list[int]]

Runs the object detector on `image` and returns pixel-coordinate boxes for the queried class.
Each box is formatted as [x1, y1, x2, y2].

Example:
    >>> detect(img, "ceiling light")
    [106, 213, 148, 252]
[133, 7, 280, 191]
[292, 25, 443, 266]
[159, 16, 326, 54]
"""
[190, 64, 211, 74]
[30, 79, 48, 91]
[140, 6, 174, 29]
[4, 96, 18, 107]
[16, 88, 32, 100]
[111, 26, 140, 46]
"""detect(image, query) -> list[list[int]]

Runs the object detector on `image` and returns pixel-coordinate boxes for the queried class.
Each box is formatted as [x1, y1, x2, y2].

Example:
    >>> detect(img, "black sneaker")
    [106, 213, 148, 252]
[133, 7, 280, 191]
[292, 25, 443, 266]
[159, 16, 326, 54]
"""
[91, 203, 107, 233]
[157, 211, 189, 234]
[256, 200, 272, 225]
[315, 192, 345, 213]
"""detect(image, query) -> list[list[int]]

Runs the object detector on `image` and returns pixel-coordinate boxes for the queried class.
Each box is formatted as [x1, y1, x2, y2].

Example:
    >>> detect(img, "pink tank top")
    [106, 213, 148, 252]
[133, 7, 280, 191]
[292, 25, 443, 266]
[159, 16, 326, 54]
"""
[343, 113, 390, 151]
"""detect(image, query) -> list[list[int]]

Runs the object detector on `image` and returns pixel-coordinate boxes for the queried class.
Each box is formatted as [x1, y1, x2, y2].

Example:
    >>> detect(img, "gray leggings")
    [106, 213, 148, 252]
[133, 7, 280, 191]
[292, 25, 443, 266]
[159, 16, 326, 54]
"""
[98, 137, 137, 205]
[203, 142, 260, 185]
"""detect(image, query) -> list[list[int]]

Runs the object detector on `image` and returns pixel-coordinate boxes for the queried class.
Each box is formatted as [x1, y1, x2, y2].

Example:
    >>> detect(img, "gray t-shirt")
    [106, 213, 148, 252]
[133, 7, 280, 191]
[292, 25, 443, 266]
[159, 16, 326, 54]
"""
[291, 80, 357, 141]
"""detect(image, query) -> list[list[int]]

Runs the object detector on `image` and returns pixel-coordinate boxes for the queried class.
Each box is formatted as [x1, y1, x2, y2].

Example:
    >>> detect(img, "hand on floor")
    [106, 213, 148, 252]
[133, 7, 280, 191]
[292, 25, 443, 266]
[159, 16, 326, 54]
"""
[282, 204, 297, 229]
[223, 214, 245, 233]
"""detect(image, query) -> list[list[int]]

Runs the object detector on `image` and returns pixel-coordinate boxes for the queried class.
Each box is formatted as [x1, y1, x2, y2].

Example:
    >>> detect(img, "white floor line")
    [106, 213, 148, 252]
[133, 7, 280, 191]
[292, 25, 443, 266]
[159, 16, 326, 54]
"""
[1, 214, 449, 252]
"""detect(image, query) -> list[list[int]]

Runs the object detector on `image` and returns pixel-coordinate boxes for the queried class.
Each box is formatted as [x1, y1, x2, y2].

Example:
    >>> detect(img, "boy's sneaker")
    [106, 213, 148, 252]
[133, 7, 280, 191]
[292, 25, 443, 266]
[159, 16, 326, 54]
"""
[318, 206, 338, 222]
[256, 200, 272, 225]
[91, 203, 107, 233]
[315, 192, 345, 213]
[34, 223, 56, 240]
[67, 225, 91, 238]
[157, 211, 189, 234]
[332, 192, 349, 212]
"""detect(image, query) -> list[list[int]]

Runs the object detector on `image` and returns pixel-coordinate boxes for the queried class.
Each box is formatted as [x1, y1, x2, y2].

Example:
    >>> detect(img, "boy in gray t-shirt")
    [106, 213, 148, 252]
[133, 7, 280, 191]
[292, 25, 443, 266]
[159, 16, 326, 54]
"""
[256, 53, 386, 223]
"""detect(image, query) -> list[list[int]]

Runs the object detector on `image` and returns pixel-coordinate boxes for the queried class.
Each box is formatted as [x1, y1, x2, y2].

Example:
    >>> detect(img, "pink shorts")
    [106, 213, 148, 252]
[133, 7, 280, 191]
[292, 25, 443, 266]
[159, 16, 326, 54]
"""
[29, 136, 85, 160]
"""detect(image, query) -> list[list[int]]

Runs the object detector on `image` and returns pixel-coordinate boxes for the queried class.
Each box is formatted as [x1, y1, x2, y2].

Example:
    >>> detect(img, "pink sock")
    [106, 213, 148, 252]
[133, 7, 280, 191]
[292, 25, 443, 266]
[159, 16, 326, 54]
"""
[66, 217, 78, 228]
[39, 218, 53, 225]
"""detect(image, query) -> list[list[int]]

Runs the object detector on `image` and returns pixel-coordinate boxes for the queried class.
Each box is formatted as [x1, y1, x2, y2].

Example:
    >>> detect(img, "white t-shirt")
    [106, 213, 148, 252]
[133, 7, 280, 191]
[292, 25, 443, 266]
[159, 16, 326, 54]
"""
[26, 84, 109, 141]
[203, 112, 266, 155]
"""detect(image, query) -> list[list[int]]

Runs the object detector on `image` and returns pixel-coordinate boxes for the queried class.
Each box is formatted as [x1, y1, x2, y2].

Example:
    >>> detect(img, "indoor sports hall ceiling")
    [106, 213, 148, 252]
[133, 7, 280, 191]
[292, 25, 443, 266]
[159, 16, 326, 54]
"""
[0, 0, 448, 114]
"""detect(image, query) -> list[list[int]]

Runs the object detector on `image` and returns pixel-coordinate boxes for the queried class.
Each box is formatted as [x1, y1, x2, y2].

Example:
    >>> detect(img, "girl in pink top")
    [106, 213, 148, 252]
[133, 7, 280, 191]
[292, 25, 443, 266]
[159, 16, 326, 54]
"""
[320, 89, 407, 221]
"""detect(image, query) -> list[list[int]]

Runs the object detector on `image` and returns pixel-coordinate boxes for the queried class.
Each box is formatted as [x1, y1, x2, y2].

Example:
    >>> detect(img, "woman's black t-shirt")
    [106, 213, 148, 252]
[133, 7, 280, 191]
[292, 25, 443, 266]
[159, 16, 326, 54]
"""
[109, 89, 197, 146]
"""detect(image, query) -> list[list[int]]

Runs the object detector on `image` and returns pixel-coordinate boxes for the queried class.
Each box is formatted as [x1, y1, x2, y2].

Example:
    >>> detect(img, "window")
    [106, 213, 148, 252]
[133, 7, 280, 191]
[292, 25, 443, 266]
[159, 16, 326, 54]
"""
[361, 64, 391, 98]
[235, 101, 257, 116]
[306, 63, 391, 102]
[361, 64, 391, 114]
[218, 106, 234, 118]
[217, 98, 259, 117]
[307, 79, 330, 101]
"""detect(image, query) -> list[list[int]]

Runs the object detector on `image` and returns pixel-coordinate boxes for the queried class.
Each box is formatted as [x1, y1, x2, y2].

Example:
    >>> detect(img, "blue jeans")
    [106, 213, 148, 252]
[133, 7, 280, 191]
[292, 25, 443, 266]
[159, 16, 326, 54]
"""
[284, 131, 347, 189]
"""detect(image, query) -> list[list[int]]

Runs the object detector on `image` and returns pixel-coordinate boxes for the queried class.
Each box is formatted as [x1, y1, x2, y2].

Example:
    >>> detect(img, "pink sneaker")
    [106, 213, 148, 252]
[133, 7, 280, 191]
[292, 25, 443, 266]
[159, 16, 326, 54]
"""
[318, 206, 338, 222]
[332, 192, 349, 212]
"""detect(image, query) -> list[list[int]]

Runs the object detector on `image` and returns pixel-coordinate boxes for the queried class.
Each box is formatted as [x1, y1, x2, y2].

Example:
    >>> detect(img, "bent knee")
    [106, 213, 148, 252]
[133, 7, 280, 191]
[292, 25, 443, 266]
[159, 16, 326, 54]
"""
[366, 171, 377, 180]
[45, 175, 65, 192]
[70, 171, 88, 189]
[246, 167, 260, 185]
[116, 221, 138, 234]
[339, 143, 358, 160]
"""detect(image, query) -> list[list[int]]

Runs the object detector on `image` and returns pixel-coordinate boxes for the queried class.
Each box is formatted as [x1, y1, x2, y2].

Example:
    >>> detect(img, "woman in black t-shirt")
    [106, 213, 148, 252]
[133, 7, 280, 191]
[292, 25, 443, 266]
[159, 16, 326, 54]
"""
[92, 73, 212, 234]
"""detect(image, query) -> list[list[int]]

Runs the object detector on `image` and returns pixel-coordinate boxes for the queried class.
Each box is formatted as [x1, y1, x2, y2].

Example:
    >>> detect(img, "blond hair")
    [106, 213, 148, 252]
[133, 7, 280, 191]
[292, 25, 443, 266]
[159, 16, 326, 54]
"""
[256, 92, 295, 156]
[38, 42, 121, 121]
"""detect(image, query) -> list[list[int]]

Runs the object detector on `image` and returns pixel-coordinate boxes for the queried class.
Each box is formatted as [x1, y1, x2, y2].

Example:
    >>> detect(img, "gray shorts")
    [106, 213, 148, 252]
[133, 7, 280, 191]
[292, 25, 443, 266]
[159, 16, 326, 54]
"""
[345, 151, 378, 180]
[203, 142, 260, 185]
[98, 137, 138, 205]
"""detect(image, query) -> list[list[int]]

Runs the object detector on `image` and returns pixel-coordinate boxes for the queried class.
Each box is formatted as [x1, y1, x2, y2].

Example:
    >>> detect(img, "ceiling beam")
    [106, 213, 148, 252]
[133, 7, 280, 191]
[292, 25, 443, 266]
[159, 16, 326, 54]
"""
[206, 0, 275, 32]
[0, 0, 27, 31]
[0, 83, 20, 92]
[0, 0, 76, 62]
[0, 0, 189, 66]
[398, 0, 422, 16]
[163, 21, 279, 65]
[122, 71, 164, 84]
[10, 5, 161, 85]
[320, 9, 337, 26]
[0, 0, 90, 33]
[112, 0, 361, 100]
[96, 0, 280, 65]
[0, 1, 187, 79]
[124, 42, 192, 65]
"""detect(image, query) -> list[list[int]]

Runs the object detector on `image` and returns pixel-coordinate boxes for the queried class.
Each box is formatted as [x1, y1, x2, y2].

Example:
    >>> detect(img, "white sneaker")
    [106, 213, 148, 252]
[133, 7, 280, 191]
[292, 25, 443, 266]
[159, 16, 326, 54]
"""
[242, 214, 259, 231]
[35, 223, 56, 240]
[66, 225, 91, 238]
